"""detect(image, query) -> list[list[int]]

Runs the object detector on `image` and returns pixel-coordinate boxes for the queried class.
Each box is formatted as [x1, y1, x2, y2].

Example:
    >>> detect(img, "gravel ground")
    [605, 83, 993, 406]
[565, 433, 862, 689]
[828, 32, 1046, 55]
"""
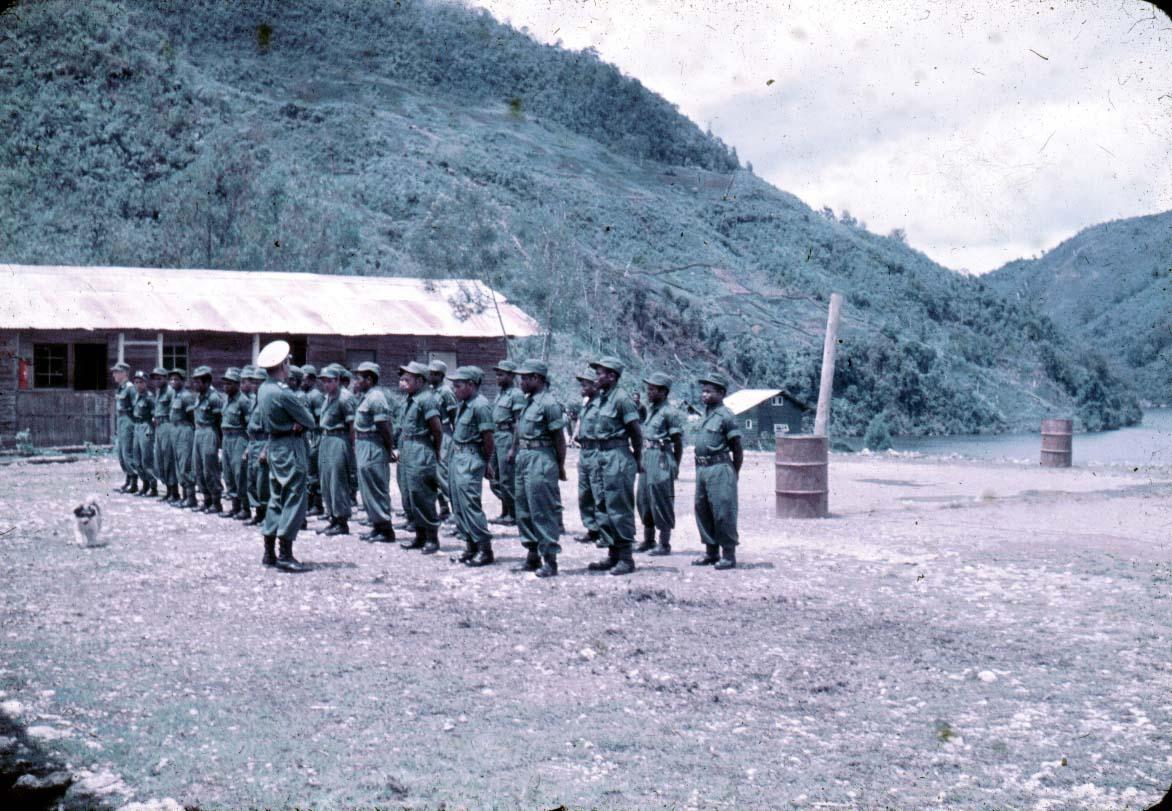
[1, 449, 1171, 810]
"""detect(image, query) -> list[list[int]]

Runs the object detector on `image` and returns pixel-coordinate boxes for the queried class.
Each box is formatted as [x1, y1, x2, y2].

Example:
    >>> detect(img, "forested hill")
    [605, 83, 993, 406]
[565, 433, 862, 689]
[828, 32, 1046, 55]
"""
[0, 0, 1141, 436]
[987, 211, 1172, 406]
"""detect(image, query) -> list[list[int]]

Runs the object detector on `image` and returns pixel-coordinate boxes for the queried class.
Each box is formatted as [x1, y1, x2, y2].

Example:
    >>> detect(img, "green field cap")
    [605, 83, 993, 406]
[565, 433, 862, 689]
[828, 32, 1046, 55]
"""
[643, 372, 673, 388]
[517, 359, 549, 378]
[590, 356, 624, 375]
[698, 372, 730, 392]
[448, 365, 484, 384]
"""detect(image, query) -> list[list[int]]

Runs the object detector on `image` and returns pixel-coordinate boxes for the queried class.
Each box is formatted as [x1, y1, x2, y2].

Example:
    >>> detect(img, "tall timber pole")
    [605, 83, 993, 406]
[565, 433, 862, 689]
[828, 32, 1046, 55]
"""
[813, 293, 843, 436]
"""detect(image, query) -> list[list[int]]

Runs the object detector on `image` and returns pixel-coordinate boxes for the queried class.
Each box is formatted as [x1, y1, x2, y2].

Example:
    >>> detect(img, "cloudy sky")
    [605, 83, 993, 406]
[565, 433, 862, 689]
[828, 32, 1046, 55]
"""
[474, 0, 1172, 273]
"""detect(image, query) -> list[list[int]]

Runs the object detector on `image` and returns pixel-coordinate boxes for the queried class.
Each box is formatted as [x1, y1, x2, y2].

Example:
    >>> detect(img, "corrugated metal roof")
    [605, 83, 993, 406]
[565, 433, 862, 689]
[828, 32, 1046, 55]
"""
[724, 389, 783, 415]
[0, 264, 542, 338]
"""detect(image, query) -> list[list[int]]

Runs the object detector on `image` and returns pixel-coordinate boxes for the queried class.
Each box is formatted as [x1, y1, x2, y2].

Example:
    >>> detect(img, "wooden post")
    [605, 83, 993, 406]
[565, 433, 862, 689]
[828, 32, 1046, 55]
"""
[117, 332, 125, 365]
[251, 334, 260, 364]
[156, 332, 164, 367]
[813, 293, 843, 437]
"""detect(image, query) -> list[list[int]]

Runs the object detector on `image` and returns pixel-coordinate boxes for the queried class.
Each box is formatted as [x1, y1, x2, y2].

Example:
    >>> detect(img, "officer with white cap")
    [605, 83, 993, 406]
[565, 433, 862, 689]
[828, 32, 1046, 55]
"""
[255, 340, 317, 572]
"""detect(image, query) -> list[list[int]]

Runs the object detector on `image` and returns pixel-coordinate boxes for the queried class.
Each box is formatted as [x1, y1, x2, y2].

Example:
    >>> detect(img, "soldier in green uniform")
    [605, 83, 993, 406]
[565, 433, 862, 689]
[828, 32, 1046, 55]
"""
[488, 359, 525, 526]
[427, 360, 458, 523]
[256, 340, 317, 572]
[337, 367, 360, 504]
[315, 365, 356, 536]
[230, 366, 255, 519]
[300, 366, 326, 518]
[397, 361, 445, 553]
[242, 367, 271, 525]
[692, 372, 744, 570]
[130, 371, 158, 497]
[573, 369, 603, 545]
[190, 366, 225, 514]
[447, 366, 496, 566]
[353, 362, 397, 543]
[149, 367, 173, 500]
[168, 368, 198, 508]
[111, 361, 136, 493]
[636, 372, 684, 556]
[584, 357, 644, 576]
[218, 368, 251, 519]
[510, 359, 567, 578]
[389, 375, 412, 532]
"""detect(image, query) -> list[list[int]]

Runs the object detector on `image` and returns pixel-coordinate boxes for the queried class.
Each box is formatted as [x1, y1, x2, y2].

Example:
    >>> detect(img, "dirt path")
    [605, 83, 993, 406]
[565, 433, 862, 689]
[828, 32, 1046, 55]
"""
[1, 451, 1170, 809]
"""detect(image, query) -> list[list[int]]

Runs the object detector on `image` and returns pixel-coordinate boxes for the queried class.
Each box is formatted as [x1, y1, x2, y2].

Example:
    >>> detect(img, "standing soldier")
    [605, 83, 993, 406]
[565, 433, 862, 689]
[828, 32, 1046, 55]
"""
[353, 362, 397, 543]
[130, 371, 158, 497]
[300, 366, 326, 518]
[111, 361, 136, 493]
[636, 373, 684, 555]
[219, 368, 251, 519]
[169, 368, 198, 509]
[692, 373, 744, 570]
[151, 366, 175, 501]
[428, 360, 458, 522]
[585, 357, 643, 576]
[488, 359, 524, 526]
[242, 367, 270, 526]
[338, 366, 360, 505]
[231, 366, 255, 519]
[510, 360, 567, 578]
[573, 369, 603, 545]
[397, 361, 444, 554]
[392, 374, 415, 535]
[190, 366, 225, 514]
[256, 340, 317, 572]
[316, 365, 356, 536]
[447, 366, 496, 566]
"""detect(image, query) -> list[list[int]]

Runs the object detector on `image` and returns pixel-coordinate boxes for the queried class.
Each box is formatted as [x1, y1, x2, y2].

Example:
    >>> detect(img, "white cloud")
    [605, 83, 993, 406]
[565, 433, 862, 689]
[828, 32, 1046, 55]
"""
[473, 0, 1172, 272]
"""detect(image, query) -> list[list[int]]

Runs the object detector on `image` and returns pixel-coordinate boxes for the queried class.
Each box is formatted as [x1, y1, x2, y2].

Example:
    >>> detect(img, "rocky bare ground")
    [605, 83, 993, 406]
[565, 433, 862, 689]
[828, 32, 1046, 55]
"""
[1, 450, 1171, 810]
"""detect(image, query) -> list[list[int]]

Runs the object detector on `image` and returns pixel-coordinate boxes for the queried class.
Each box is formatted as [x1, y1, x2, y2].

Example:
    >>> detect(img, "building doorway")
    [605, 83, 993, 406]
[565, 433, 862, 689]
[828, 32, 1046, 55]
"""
[73, 343, 109, 390]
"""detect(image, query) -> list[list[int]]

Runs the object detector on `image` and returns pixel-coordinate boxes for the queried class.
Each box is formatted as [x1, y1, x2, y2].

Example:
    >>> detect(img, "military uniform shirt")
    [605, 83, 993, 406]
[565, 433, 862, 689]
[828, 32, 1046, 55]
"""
[696, 404, 741, 453]
[170, 389, 197, 423]
[305, 389, 326, 427]
[319, 389, 356, 431]
[193, 387, 225, 428]
[453, 395, 495, 446]
[492, 386, 526, 429]
[432, 384, 458, 431]
[401, 390, 442, 438]
[354, 387, 391, 434]
[644, 401, 684, 443]
[153, 386, 174, 420]
[592, 387, 640, 440]
[115, 381, 135, 415]
[246, 391, 265, 434]
[131, 389, 155, 422]
[518, 390, 565, 440]
[578, 395, 601, 441]
[258, 380, 316, 434]
[220, 390, 252, 430]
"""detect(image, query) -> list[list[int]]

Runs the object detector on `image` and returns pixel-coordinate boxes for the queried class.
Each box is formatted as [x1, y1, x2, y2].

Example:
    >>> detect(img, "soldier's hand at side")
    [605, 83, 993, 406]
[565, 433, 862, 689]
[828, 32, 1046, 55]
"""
[389, 450, 399, 464]
[636, 461, 645, 475]
[506, 451, 516, 465]
[558, 466, 568, 482]
[259, 450, 267, 464]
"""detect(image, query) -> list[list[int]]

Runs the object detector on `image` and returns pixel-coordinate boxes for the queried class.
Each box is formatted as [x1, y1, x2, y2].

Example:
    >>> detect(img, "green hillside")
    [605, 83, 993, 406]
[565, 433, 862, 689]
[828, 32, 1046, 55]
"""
[988, 211, 1172, 406]
[0, 0, 1141, 436]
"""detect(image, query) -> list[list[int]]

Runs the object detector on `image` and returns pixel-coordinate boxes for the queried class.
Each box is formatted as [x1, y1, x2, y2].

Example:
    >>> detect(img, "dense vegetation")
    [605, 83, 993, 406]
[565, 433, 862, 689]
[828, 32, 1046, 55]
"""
[0, 0, 1142, 436]
[989, 211, 1171, 407]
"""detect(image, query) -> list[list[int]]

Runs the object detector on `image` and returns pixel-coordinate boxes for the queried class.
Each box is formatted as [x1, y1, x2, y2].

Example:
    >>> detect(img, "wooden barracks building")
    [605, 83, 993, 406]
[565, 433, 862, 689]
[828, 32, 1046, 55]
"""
[0, 264, 540, 447]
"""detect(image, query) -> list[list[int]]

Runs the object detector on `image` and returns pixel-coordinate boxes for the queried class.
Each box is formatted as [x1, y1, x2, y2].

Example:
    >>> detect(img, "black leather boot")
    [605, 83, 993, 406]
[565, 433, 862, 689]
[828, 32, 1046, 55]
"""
[276, 538, 307, 573]
[421, 527, 440, 555]
[400, 528, 426, 550]
[127, 476, 139, 494]
[609, 548, 636, 576]
[512, 546, 541, 572]
[452, 538, 477, 563]
[306, 494, 323, 517]
[574, 529, 600, 544]
[636, 525, 656, 553]
[692, 545, 720, 566]
[466, 541, 495, 567]
[316, 517, 338, 535]
[360, 523, 389, 542]
[247, 504, 267, 526]
[649, 529, 672, 556]
[147, 481, 158, 497]
[714, 546, 737, 570]
[117, 474, 133, 493]
[262, 535, 277, 567]
[587, 546, 620, 571]
[210, 496, 224, 515]
[325, 519, 350, 537]
[536, 554, 558, 578]
[183, 488, 199, 509]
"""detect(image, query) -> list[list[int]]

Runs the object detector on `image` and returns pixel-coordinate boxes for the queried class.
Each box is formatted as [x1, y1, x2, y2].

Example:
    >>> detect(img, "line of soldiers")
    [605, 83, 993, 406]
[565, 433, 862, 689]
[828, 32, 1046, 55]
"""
[109, 343, 745, 576]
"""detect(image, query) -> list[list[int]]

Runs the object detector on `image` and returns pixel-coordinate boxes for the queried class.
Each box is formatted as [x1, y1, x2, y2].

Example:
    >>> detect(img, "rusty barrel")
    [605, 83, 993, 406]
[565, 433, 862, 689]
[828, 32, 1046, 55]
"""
[775, 434, 829, 518]
[1040, 418, 1073, 468]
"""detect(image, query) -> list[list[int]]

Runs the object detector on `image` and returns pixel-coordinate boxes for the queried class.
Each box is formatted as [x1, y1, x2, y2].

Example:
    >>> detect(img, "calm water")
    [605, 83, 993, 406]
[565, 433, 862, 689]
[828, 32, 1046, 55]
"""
[888, 408, 1172, 466]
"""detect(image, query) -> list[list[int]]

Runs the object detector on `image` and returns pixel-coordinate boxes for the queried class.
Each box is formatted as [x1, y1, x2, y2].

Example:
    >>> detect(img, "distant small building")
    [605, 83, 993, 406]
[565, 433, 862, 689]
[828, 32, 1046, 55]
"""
[0, 264, 540, 447]
[723, 388, 812, 444]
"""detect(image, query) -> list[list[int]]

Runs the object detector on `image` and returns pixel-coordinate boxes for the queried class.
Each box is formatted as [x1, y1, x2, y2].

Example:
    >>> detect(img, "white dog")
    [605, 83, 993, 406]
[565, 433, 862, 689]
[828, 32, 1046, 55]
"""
[73, 495, 104, 548]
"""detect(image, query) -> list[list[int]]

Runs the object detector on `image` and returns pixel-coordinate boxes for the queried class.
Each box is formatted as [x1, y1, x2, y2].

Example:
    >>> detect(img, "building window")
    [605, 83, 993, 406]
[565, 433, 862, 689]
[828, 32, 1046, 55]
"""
[73, 343, 109, 391]
[771, 395, 786, 406]
[743, 418, 754, 430]
[345, 349, 376, 369]
[162, 343, 187, 372]
[288, 337, 308, 367]
[33, 343, 67, 388]
[774, 423, 790, 436]
[427, 350, 457, 372]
